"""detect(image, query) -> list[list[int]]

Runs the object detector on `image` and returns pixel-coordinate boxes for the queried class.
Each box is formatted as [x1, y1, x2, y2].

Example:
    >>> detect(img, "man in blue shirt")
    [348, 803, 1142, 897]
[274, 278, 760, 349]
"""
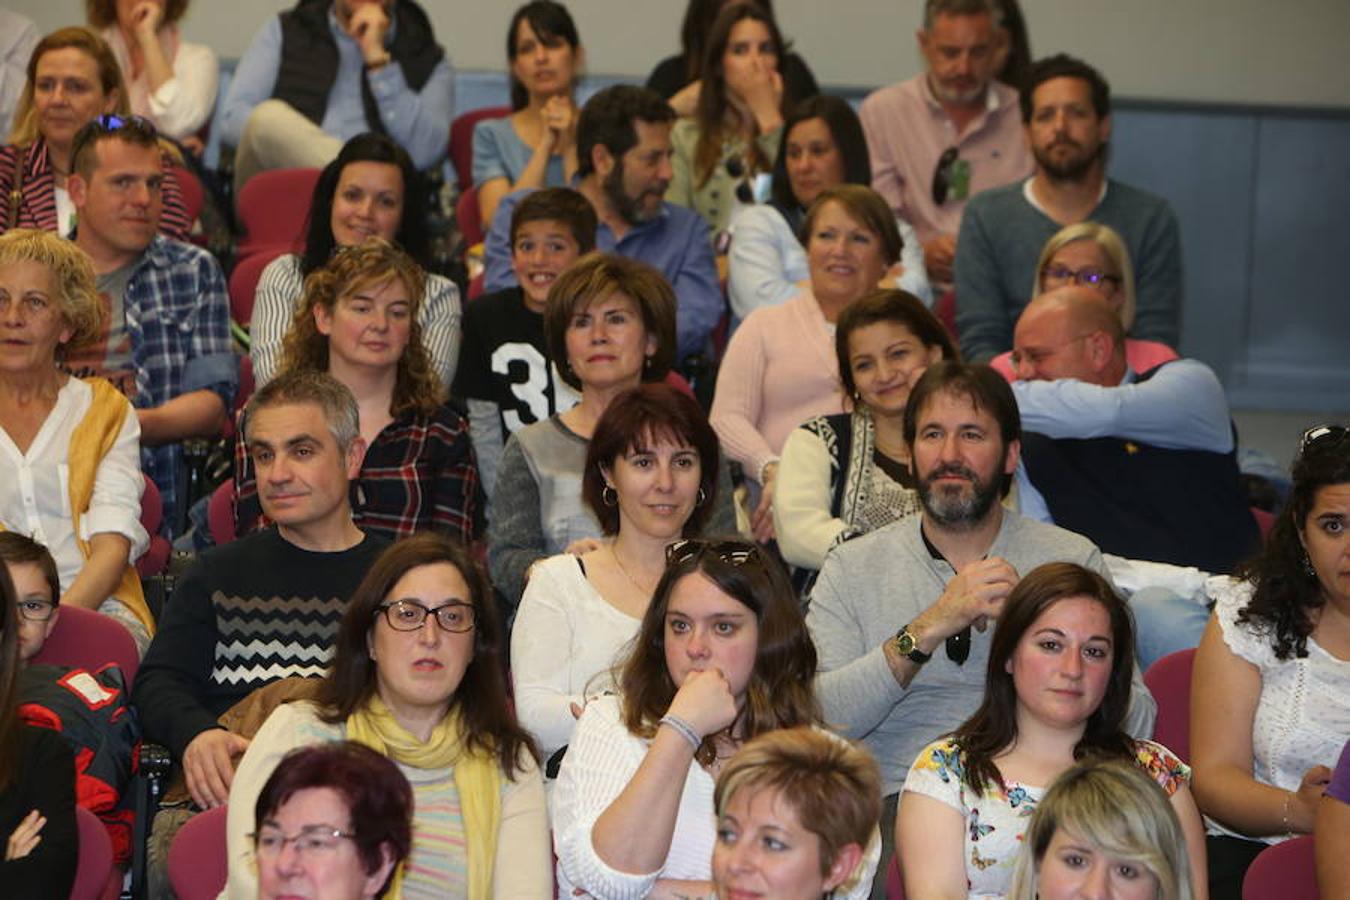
[484, 85, 722, 364]
[1009, 286, 1257, 574]
[221, 0, 453, 193]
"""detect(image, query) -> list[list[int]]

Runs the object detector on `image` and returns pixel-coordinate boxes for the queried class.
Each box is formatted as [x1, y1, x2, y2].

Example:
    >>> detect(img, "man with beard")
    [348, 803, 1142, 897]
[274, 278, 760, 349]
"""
[483, 85, 721, 363]
[805, 361, 1156, 896]
[955, 54, 1183, 362]
[860, 0, 1032, 286]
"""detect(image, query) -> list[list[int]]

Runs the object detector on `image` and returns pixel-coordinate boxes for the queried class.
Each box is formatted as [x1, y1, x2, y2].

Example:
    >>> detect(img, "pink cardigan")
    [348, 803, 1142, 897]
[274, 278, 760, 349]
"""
[710, 291, 847, 483]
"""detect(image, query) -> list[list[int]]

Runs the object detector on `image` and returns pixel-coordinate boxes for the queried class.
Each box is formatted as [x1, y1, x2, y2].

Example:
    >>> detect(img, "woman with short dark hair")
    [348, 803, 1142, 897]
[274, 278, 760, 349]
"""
[225, 534, 551, 899]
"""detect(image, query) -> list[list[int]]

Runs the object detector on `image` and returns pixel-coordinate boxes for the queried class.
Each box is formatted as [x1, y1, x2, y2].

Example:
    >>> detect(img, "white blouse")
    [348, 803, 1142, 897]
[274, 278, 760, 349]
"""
[1209, 579, 1350, 843]
[0, 378, 148, 590]
[510, 553, 642, 759]
[100, 26, 219, 140]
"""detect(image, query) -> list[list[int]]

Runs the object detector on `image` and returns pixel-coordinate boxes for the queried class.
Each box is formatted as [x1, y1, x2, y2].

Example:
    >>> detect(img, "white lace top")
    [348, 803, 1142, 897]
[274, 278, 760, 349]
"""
[1208, 579, 1350, 843]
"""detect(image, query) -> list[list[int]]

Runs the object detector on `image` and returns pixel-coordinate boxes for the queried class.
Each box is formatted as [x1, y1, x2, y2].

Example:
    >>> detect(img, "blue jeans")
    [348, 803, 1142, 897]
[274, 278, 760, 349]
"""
[1130, 585, 1211, 671]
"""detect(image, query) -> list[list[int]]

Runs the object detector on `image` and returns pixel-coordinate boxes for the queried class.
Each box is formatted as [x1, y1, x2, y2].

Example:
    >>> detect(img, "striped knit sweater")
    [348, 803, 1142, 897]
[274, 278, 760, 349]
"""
[131, 527, 389, 759]
[0, 136, 193, 240]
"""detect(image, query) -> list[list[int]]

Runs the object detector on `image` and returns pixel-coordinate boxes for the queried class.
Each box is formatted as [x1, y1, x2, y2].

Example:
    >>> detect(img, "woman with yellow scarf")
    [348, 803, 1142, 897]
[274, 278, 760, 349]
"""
[223, 534, 551, 899]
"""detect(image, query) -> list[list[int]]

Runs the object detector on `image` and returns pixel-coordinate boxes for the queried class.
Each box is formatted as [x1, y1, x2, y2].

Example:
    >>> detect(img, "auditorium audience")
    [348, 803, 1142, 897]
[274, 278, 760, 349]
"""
[665, 2, 786, 242]
[474, 1, 583, 227]
[221, 0, 453, 193]
[86, 0, 218, 144]
[552, 537, 877, 898]
[646, 0, 818, 118]
[1191, 423, 1350, 897]
[861, 0, 1032, 284]
[0, 558, 77, 899]
[250, 132, 461, 390]
[990, 222, 1178, 381]
[64, 114, 233, 532]
[1008, 760, 1195, 900]
[0, 26, 191, 240]
[711, 184, 901, 543]
[235, 238, 480, 545]
[712, 727, 881, 900]
[482, 85, 722, 363]
[452, 187, 593, 496]
[488, 252, 735, 610]
[728, 94, 930, 321]
[225, 534, 550, 899]
[898, 561, 1205, 899]
[511, 383, 721, 763]
[0, 228, 154, 650]
[250, 742, 413, 900]
[956, 53, 1183, 362]
[773, 288, 957, 583]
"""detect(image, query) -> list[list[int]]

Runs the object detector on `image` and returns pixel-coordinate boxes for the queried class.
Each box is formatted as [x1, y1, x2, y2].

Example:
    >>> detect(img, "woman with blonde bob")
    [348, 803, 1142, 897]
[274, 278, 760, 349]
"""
[1009, 760, 1194, 900]
[713, 727, 880, 900]
[234, 237, 480, 543]
[991, 221, 1178, 381]
[0, 229, 153, 649]
[1, 27, 191, 238]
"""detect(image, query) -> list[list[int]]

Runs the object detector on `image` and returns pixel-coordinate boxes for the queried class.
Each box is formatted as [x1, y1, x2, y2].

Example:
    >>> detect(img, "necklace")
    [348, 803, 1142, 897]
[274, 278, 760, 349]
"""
[608, 542, 658, 595]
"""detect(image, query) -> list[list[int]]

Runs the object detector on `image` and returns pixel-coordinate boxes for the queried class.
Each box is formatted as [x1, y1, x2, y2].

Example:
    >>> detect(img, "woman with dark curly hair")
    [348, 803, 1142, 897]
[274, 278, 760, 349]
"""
[1191, 424, 1350, 897]
[551, 538, 880, 898]
[234, 238, 481, 544]
[898, 561, 1206, 900]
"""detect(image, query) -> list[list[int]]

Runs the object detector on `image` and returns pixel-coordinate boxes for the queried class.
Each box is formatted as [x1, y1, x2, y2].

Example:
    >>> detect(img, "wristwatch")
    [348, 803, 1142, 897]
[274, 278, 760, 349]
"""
[892, 623, 932, 664]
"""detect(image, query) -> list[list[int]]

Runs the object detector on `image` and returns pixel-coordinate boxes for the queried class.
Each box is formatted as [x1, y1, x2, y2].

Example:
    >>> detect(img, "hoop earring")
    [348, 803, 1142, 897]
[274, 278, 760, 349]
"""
[695, 487, 707, 507]
[602, 484, 618, 507]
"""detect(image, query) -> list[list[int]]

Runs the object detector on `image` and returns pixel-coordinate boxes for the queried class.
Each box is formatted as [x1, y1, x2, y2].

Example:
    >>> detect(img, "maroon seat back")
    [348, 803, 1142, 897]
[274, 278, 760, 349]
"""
[1242, 835, 1317, 900]
[71, 806, 117, 900]
[168, 805, 230, 900]
[236, 167, 321, 259]
[1143, 647, 1196, 763]
[449, 105, 512, 191]
[30, 605, 140, 686]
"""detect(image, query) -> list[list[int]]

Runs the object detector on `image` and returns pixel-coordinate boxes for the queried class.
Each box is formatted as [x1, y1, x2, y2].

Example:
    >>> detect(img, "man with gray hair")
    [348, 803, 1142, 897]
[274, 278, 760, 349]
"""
[133, 371, 389, 812]
[860, 0, 1032, 285]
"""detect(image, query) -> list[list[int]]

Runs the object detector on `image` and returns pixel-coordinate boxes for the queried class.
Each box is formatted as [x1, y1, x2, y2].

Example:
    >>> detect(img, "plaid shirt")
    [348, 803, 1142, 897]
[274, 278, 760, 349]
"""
[234, 403, 483, 544]
[98, 237, 235, 529]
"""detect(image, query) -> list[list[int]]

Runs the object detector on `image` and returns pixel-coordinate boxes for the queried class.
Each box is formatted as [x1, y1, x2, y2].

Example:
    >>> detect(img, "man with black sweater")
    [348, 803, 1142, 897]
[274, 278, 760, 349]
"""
[132, 371, 388, 811]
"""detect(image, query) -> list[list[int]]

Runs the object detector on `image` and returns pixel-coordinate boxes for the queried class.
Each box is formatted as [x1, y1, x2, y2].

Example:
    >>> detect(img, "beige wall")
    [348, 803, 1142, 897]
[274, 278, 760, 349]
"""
[11, 0, 1350, 108]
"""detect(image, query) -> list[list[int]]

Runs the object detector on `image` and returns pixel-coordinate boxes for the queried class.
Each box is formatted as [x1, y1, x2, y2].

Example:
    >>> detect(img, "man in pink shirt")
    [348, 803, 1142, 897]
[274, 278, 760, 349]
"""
[860, 0, 1032, 284]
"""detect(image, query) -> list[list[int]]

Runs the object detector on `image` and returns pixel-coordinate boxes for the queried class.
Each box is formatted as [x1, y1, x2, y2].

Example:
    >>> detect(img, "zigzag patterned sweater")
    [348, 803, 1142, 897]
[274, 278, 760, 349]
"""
[131, 527, 389, 760]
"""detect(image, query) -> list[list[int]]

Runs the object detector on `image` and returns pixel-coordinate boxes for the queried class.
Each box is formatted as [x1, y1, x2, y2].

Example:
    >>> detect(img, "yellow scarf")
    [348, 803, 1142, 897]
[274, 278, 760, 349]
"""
[346, 694, 502, 900]
[0, 378, 154, 633]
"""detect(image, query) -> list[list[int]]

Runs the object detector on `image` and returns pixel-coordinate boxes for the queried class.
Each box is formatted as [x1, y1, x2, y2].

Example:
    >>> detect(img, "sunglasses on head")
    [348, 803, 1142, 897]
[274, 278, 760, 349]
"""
[665, 538, 761, 568]
[70, 114, 158, 165]
[1299, 424, 1349, 460]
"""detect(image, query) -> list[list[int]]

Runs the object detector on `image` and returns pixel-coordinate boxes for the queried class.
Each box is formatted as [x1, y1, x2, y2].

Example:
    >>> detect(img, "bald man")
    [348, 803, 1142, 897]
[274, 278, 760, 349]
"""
[1008, 286, 1258, 574]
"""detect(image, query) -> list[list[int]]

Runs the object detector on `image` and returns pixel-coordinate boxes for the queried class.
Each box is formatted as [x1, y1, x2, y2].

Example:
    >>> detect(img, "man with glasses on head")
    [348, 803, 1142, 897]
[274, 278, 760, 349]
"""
[134, 371, 388, 843]
[860, 0, 1032, 287]
[804, 361, 1156, 897]
[64, 114, 235, 532]
[955, 53, 1183, 362]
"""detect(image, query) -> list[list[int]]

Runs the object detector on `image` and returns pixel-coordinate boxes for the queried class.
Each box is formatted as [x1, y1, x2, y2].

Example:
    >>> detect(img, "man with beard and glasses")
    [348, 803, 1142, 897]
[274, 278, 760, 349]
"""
[483, 85, 721, 363]
[955, 53, 1183, 363]
[805, 360, 1156, 897]
[860, 0, 1032, 287]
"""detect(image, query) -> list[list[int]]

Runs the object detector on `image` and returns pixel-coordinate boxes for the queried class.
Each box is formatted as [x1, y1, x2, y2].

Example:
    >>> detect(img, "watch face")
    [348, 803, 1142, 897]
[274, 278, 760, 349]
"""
[897, 631, 916, 655]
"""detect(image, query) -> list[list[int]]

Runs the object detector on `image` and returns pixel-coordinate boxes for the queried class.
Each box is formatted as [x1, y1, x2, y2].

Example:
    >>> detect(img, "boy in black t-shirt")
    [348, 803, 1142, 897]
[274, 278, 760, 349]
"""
[453, 188, 598, 502]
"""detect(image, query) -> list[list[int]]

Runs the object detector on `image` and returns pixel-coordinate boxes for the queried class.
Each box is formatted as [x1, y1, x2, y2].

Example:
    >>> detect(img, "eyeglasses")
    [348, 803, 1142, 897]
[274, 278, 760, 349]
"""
[250, 825, 356, 859]
[1299, 424, 1349, 459]
[377, 599, 476, 633]
[16, 599, 56, 622]
[666, 538, 761, 567]
[931, 146, 970, 205]
[1041, 264, 1123, 291]
[70, 114, 159, 166]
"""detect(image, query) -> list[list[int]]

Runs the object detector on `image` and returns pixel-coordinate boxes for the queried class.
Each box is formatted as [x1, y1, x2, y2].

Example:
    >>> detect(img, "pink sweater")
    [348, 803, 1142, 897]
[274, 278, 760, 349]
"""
[710, 291, 847, 483]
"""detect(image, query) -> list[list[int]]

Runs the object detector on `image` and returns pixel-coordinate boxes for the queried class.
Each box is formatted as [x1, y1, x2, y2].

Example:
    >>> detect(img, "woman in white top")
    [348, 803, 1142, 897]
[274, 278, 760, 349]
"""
[552, 537, 876, 899]
[727, 93, 930, 321]
[511, 382, 721, 765]
[1191, 424, 1350, 897]
[250, 133, 460, 390]
[86, 0, 218, 143]
[0, 229, 151, 650]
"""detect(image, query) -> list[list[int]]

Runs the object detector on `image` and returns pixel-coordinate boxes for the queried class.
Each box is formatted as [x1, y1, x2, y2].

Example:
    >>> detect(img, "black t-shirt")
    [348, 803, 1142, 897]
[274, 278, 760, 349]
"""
[0, 725, 77, 899]
[452, 287, 577, 443]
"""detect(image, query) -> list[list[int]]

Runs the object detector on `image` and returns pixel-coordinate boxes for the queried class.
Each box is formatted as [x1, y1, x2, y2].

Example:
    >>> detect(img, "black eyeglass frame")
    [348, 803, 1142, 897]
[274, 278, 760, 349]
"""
[376, 599, 477, 633]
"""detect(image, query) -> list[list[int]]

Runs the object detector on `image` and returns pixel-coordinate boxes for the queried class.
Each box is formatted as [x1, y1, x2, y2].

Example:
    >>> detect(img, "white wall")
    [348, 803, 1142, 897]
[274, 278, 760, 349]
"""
[10, 0, 1350, 108]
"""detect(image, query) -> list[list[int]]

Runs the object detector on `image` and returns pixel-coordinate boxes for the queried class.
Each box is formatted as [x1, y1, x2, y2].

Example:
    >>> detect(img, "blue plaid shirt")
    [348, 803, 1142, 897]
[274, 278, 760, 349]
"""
[124, 237, 236, 530]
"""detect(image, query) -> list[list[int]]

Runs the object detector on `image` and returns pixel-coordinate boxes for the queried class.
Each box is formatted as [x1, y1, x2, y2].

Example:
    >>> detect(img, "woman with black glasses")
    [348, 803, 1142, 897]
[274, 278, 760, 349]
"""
[224, 534, 551, 899]
[551, 537, 878, 899]
[1191, 424, 1350, 897]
